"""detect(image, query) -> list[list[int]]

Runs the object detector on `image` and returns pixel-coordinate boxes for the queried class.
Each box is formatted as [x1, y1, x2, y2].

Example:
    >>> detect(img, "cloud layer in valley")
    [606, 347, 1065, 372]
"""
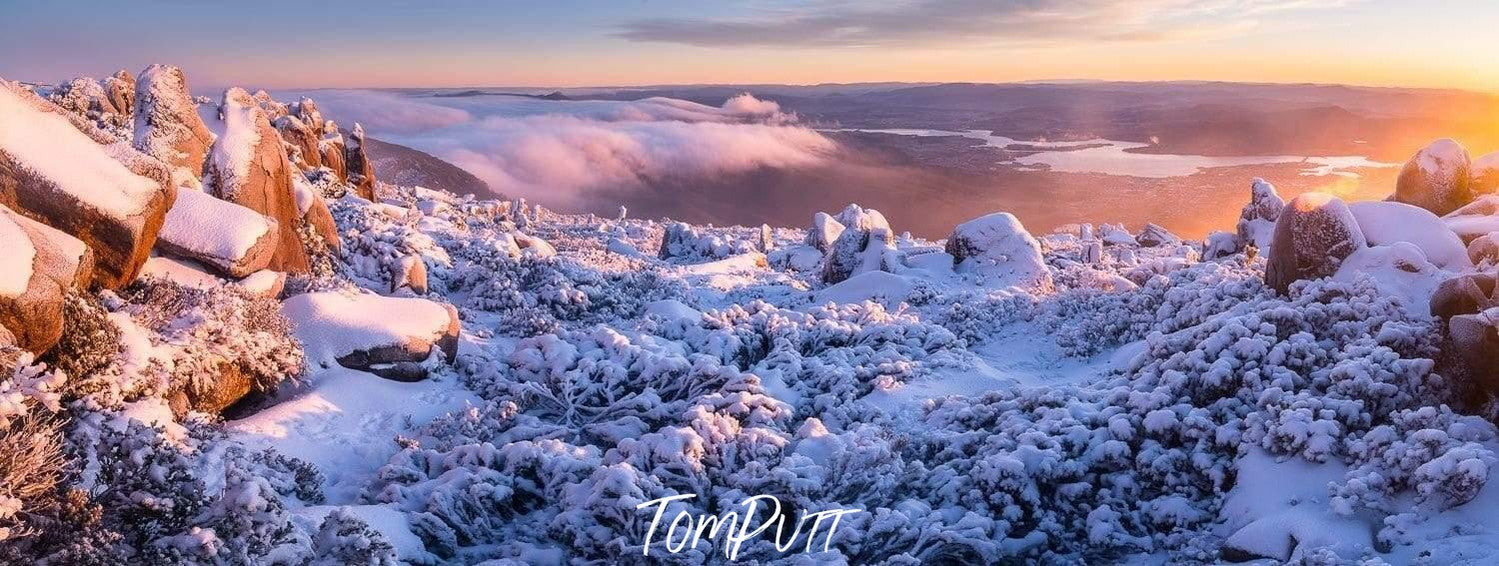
[617, 0, 1358, 48]
[290, 90, 832, 208]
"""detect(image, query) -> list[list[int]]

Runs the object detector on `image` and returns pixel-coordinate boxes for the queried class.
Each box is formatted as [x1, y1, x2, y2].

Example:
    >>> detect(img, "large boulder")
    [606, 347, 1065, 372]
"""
[1346, 200, 1471, 271]
[155, 188, 280, 278]
[805, 212, 845, 252]
[1431, 274, 1499, 392]
[207, 87, 311, 274]
[319, 120, 349, 182]
[0, 81, 175, 289]
[820, 204, 892, 284]
[1392, 138, 1476, 216]
[0, 206, 93, 353]
[282, 292, 460, 381]
[1475, 151, 1499, 194]
[1135, 223, 1180, 247]
[133, 64, 215, 188]
[345, 123, 377, 200]
[1442, 195, 1499, 244]
[1264, 193, 1366, 294]
[273, 115, 322, 170]
[1431, 273, 1499, 320]
[946, 211, 1052, 290]
[1237, 177, 1285, 251]
[103, 70, 136, 120]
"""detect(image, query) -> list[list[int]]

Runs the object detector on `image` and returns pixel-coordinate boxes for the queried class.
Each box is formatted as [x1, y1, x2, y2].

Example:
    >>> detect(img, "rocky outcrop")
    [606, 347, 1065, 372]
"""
[805, 212, 845, 252]
[155, 188, 279, 278]
[103, 70, 135, 119]
[319, 121, 349, 182]
[345, 123, 377, 200]
[133, 64, 214, 188]
[273, 115, 322, 170]
[207, 87, 311, 274]
[169, 359, 254, 415]
[1468, 233, 1499, 267]
[390, 256, 428, 294]
[0, 206, 93, 353]
[820, 204, 893, 284]
[1430, 273, 1499, 392]
[1392, 138, 1477, 216]
[282, 292, 460, 382]
[1135, 223, 1180, 247]
[1264, 193, 1366, 294]
[1237, 177, 1284, 251]
[1, 81, 175, 289]
[946, 211, 1053, 290]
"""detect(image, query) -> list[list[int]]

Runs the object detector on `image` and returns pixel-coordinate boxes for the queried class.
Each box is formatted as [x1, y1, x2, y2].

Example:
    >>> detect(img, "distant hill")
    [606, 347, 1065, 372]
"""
[363, 137, 499, 199]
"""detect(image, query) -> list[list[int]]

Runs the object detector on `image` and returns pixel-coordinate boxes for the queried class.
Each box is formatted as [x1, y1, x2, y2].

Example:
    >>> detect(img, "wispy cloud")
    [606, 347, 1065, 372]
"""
[617, 0, 1355, 48]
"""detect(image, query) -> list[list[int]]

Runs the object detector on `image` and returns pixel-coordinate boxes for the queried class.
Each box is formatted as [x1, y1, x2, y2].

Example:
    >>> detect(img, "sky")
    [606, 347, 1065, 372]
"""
[2, 0, 1496, 92]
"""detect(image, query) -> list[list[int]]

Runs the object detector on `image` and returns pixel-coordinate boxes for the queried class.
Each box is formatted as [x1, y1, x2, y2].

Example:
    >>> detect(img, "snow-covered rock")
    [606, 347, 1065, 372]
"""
[389, 255, 428, 294]
[946, 211, 1053, 290]
[133, 64, 214, 187]
[273, 114, 322, 170]
[1468, 232, 1499, 267]
[805, 211, 845, 252]
[207, 87, 311, 273]
[1237, 177, 1284, 251]
[1393, 138, 1477, 216]
[1134, 223, 1179, 247]
[156, 188, 280, 278]
[1347, 200, 1471, 271]
[1476, 151, 1499, 193]
[0, 81, 175, 289]
[1265, 192, 1366, 294]
[513, 232, 556, 258]
[1430, 272, 1499, 320]
[345, 123, 376, 201]
[1447, 307, 1499, 391]
[1202, 230, 1241, 260]
[1333, 242, 1444, 314]
[1443, 195, 1499, 243]
[0, 206, 92, 353]
[282, 291, 460, 381]
[817, 270, 915, 306]
[820, 204, 893, 284]
[319, 120, 349, 182]
[1098, 222, 1136, 246]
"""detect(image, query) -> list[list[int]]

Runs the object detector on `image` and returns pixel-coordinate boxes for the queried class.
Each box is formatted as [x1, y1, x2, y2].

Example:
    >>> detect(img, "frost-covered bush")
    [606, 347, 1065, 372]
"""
[40, 293, 122, 393]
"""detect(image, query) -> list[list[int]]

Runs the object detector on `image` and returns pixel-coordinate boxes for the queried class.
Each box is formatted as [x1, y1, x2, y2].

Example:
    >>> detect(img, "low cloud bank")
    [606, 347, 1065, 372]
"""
[289, 90, 832, 207]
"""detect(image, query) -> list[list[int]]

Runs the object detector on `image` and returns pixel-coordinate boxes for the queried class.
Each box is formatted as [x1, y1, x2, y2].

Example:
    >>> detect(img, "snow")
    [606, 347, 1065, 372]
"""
[210, 87, 264, 196]
[159, 187, 277, 267]
[0, 211, 34, 297]
[0, 84, 161, 218]
[947, 211, 1051, 289]
[1418, 138, 1468, 173]
[1334, 242, 1445, 314]
[817, 270, 915, 306]
[1220, 448, 1373, 561]
[1348, 200, 1472, 270]
[281, 291, 454, 367]
[139, 255, 225, 289]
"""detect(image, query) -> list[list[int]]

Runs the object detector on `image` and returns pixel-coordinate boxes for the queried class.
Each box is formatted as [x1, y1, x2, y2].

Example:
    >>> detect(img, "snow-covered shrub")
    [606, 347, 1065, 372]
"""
[0, 414, 66, 543]
[40, 293, 122, 393]
[308, 509, 399, 566]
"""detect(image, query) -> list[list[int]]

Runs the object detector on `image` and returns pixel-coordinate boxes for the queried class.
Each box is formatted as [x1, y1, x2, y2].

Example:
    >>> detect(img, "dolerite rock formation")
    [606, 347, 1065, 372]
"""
[207, 87, 311, 274]
[155, 188, 280, 278]
[103, 69, 135, 119]
[282, 292, 460, 382]
[346, 123, 377, 200]
[1468, 232, 1499, 267]
[133, 64, 215, 188]
[1135, 223, 1180, 247]
[0, 81, 175, 289]
[1202, 230, 1242, 261]
[49, 76, 129, 128]
[1237, 177, 1285, 251]
[1264, 192, 1367, 294]
[390, 255, 429, 294]
[1442, 196, 1499, 244]
[319, 120, 349, 182]
[805, 212, 845, 252]
[946, 211, 1053, 290]
[1475, 151, 1499, 194]
[273, 115, 322, 170]
[1430, 273, 1499, 392]
[1392, 138, 1477, 216]
[659, 222, 703, 259]
[820, 204, 892, 284]
[0, 206, 93, 353]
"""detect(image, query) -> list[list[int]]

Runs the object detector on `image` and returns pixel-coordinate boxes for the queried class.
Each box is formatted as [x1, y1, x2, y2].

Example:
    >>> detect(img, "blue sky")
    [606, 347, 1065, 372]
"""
[2, 0, 1495, 91]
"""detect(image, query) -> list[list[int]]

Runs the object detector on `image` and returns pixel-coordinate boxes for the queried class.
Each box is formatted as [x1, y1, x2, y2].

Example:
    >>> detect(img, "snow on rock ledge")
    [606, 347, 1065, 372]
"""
[0, 206, 92, 353]
[133, 64, 214, 188]
[0, 81, 174, 289]
[1264, 192, 1366, 294]
[1443, 195, 1499, 244]
[1393, 138, 1477, 216]
[156, 188, 280, 278]
[946, 211, 1053, 291]
[282, 292, 459, 382]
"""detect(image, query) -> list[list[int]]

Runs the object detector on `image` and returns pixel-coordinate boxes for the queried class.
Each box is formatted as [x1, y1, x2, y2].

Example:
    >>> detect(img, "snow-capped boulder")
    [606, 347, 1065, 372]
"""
[346, 123, 377, 201]
[946, 211, 1052, 290]
[320, 120, 349, 182]
[1444, 195, 1499, 244]
[1347, 200, 1471, 271]
[659, 222, 702, 259]
[1264, 193, 1366, 294]
[820, 204, 892, 284]
[1237, 177, 1284, 251]
[133, 64, 214, 187]
[1135, 223, 1180, 247]
[1081, 240, 1103, 264]
[1475, 151, 1499, 193]
[1447, 307, 1499, 391]
[805, 212, 845, 252]
[0, 206, 92, 353]
[513, 232, 557, 258]
[207, 87, 311, 274]
[273, 115, 322, 170]
[1430, 273, 1499, 321]
[1202, 230, 1241, 261]
[1392, 138, 1476, 216]
[282, 292, 460, 381]
[155, 188, 279, 278]
[50, 76, 129, 127]
[1, 81, 175, 289]
[1467, 232, 1499, 267]
[390, 256, 428, 295]
[103, 69, 135, 120]
[1333, 243, 1444, 315]
[1098, 223, 1136, 246]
